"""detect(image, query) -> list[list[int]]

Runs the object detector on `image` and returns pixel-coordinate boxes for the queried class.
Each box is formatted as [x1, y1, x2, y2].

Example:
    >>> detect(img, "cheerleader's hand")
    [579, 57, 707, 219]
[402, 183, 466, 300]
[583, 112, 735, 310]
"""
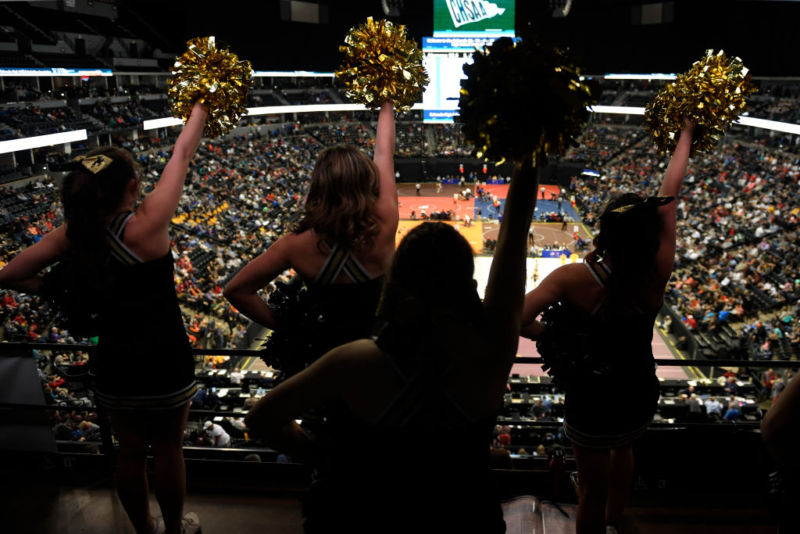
[520, 319, 546, 340]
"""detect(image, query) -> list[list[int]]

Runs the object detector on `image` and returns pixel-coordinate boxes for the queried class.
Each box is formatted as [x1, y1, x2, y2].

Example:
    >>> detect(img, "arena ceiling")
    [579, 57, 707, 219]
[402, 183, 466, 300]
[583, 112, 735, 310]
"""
[125, 0, 800, 76]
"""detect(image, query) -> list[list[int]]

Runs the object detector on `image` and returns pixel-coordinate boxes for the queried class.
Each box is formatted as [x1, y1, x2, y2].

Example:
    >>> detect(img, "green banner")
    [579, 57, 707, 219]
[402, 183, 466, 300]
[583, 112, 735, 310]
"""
[433, 0, 515, 35]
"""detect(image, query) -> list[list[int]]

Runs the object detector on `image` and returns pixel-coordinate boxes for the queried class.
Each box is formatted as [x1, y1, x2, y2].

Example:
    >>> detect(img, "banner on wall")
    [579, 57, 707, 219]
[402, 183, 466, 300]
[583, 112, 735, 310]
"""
[433, 0, 516, 36]
[540, 249, 572, 259]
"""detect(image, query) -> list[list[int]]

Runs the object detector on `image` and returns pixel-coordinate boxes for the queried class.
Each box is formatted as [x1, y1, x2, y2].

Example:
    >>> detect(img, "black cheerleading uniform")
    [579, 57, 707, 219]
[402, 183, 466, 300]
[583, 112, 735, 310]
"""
[303, 242, 384, 355]
[537, 260, 660, 449]
[262, 242, 384, 378]
[93, 211, 196, 410]
[304, 339, 505, 534]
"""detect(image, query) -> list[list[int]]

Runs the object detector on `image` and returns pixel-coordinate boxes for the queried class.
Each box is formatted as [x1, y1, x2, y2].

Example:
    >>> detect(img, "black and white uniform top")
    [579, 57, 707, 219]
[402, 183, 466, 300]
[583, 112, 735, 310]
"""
[537, 259, 660, 449]
[261, 241, 384, 380]
[305, 331, 505, 534]
[93, 211, 196, 410]
[302, 242, 384, 356]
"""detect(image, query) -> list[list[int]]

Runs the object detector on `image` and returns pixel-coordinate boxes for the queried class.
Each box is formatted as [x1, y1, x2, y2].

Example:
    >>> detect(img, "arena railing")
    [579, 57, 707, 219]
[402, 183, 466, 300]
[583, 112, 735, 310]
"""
[1, 341, 790, 500]
[1, 341, 791, 437]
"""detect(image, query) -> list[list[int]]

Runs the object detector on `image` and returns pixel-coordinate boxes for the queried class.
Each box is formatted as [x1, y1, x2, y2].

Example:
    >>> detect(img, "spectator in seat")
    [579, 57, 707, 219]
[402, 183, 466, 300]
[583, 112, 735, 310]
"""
[705, 396, 723, 419]
[230, 367, 244, 385]
[724, 401, 742, 422]
[203, 420, 231, 447]
[724, 376, 739, 395]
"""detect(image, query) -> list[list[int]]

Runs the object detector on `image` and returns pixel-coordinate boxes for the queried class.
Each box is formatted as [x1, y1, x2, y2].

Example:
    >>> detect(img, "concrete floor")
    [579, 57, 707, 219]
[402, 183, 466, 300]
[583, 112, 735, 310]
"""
[4, 482, 304, 534]
[2, 481, 779, 534]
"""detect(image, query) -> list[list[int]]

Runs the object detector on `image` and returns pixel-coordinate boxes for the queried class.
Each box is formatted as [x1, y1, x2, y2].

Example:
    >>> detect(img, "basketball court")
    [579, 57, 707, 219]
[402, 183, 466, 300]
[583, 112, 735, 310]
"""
[256, 182, 692, 380]
[395, 183, 691, 380]
[481, 221, 593, 251]
[396, 219, 484, 253]
[397, 195, 475, 219]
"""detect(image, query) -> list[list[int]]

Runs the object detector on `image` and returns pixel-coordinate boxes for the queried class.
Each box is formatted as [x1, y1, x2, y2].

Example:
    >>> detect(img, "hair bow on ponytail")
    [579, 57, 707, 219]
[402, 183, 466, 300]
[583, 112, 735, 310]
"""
[73, 154, 113, 174]
[49, 154, 114, 174]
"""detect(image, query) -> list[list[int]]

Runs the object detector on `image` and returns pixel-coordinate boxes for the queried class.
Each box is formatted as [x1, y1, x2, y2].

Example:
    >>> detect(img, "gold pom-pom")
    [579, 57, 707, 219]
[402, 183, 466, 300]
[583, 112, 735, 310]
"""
[167, 36, 253, 138]
[644, 50, 756, 154]
[335, 17, 428, 113]
[458, 36, 601, 166]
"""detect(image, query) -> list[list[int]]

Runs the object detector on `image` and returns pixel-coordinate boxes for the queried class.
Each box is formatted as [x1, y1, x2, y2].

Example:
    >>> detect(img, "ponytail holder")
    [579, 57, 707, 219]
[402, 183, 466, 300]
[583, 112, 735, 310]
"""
[606, 195, 674, 216]
[73, 154, 113, 174]
[50, 154, 114, 174]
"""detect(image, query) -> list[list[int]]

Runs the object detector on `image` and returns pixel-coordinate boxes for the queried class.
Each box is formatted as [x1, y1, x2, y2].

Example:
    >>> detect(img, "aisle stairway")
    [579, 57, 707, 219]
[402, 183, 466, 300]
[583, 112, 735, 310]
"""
[502, 496, 577, 534]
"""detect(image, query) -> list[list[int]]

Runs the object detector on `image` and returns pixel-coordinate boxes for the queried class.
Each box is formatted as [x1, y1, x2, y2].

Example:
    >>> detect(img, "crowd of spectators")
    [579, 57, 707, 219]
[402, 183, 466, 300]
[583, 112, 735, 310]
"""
[1, 77, 800, 455]
[0, 128, 324, 353]
[395, 122, 428, 157]
[1, 81, 164, 104]
[309, 121, 373, 150]
[0, 182, 79, 344]
[428, 124, 472, 157]
[0, 98, 169, 141]
[34, 346, 102, 446]
[0, 105, 95, 139]
[391, 123, 473, 158]
[282, 89, 336, 106]
[569, 127, 800, 361]
[79, 99, 154, 130]
[563, 124, 645, 166]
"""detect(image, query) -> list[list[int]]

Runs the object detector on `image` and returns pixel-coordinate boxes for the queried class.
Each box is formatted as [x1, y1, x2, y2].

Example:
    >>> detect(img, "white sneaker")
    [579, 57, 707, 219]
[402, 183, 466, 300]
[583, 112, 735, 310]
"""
[151, 517, 166, 534]
[182, 512, 201, 534]
[606, 526, 619, 534]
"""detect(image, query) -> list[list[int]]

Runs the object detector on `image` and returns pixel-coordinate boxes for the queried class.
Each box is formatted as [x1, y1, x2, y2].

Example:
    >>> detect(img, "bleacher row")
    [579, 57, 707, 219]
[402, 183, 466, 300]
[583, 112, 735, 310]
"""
[31, 343, 766, 456]
[2, 85, 799, 364]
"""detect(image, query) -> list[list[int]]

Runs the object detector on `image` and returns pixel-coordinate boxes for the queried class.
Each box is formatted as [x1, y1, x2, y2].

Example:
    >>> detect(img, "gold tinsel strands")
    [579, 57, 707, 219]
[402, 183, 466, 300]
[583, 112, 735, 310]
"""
[644, 50, 756, 155]
[458, 36, 600, 167]
[167, 36, 253, 138]
[335, 17, 428, 113]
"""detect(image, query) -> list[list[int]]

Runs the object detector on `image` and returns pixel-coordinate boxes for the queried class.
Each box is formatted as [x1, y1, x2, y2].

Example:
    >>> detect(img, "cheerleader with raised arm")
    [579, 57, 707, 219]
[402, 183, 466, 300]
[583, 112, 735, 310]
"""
[0, 102, 208, 534]
[520, 121, 695, 534]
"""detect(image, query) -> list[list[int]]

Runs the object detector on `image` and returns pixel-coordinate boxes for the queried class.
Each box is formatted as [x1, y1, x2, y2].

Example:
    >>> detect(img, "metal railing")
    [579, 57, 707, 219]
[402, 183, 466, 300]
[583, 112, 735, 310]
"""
[1, 341, 794, 460]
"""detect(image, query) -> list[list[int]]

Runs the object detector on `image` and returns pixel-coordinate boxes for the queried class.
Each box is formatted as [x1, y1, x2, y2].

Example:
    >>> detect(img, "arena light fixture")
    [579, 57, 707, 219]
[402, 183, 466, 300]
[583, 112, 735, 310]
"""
[142, 117, 184, 130]
[591, 106, 800, 135]
[245, 103, 426, 115]
[735, 116, 800, 135]
[590, 105, 647, 115]
[141, 103, 800, 136]
[245, 103, 367, 115]
[0, 67, 112, 77]
[0, 129, 87, 155]
[143, 103, 427, 130]
[604, 73, 677, 80]
[252, 71, 335, 77]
